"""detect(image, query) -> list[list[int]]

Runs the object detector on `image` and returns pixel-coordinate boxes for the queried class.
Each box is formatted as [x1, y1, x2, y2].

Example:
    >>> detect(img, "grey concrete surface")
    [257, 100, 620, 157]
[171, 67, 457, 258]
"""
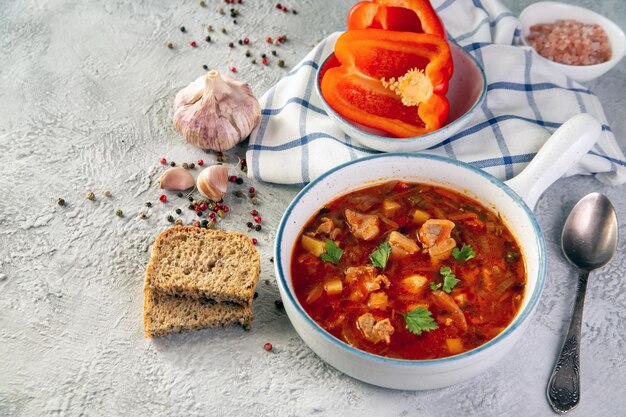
[0, 0, 624, 416]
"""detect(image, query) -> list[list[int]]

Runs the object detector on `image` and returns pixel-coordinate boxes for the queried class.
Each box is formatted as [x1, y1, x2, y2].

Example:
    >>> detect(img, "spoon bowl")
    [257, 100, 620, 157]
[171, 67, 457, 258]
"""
[561, 193, 619, 271]
[547, 192, 618, 413]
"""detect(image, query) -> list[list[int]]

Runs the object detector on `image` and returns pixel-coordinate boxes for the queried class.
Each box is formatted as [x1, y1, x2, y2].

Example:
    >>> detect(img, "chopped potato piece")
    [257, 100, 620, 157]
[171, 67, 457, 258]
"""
[301, 235, 326, 256]
[368, 292, 389, 310]
[401, 274, 428, 294]
[446, 338, 464, 354]
[324, 279, 343, 296]
[382, 199, 402, 217]
[388, 231, 420, 256]
[412, 209, 431, 224]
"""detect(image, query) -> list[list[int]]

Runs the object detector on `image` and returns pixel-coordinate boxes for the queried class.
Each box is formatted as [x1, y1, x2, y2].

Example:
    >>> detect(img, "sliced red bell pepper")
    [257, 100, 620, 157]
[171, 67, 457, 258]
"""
[347, 0, 445, 38]
[321, 29, 452, 138]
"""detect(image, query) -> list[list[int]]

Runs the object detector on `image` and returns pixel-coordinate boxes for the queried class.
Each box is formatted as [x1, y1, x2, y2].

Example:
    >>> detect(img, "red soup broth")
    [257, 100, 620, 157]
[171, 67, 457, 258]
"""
[290, 181, 526, 360]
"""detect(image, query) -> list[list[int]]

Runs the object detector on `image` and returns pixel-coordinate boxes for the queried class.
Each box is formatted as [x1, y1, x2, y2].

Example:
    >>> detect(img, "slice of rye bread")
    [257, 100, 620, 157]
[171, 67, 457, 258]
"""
[143, 286, 252, 338]
[145, 226, 260, 305]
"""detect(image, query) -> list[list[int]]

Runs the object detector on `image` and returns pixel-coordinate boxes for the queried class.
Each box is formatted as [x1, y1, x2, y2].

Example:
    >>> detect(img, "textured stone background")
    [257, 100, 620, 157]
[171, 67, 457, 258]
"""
[0, 0, 624, 416]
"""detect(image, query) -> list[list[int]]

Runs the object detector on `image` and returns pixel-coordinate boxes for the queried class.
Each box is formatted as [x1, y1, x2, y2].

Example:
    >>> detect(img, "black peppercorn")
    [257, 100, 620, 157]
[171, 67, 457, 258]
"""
[229, 42, 234, 48]
[175, 208, 182, 215]
[189, 163, 195, 169]
[166, 215, 174, 223]
[180, 26, 186, 33]
[177, 192, 183, 198]
[188, 204, 195, 210]
[245, 50, 251, 57]
[255, 224, 262, 231]
[201, 219, 209, 228]
[261, 53, 266, 58]
[254, 292, 259, 299]
[271, 50, 277, 56]
[145, 202, 152, 207]
[57, 198, 65, 206]
[197, 211, 203, 217]
[205, 35, 212, 42]
[170, 161, 176, 167]
[188, 196, 194, 202]
[203, 64, 208, 70]
[247, 221, 253, 228]
[235, 177, 243, 184]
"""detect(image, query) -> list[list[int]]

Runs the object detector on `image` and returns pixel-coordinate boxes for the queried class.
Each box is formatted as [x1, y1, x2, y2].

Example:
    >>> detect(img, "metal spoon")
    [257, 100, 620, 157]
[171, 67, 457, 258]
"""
[547, 192, 618, 414]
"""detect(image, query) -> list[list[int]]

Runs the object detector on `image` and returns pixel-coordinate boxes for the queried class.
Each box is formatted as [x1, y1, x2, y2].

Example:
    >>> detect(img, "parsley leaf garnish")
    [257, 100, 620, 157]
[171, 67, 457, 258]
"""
[440, 266, 460, 293]
[429, 282, 442, 291]
[452, 244, 476, 262]
[369, 241, 391, 270]
[402, 307, 438, 336]
[320, 239, 343, 265]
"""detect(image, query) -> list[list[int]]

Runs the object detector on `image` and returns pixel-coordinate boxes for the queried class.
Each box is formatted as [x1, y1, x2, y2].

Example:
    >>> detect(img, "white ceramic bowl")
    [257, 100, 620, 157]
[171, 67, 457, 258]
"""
[274, 114, 602, 390]
[315, 41, 486, 153]
[520, 1, 626, 82]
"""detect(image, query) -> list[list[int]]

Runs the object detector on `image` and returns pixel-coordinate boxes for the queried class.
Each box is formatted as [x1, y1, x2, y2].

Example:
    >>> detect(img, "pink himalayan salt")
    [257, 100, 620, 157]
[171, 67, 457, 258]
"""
[526, 19, 611, 66]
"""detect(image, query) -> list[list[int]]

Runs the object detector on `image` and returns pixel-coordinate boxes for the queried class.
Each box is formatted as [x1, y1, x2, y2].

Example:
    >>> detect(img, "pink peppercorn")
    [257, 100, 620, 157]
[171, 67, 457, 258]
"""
[199, 203, 207, 211]
[264, 342, 272, 351]
[249, 187, 255, 194]
[229, 175, 237, 182]
[209, 212, 216, 219]
[243, 37, 249, 45]
[230, 67, 237, 73]
[159, 194, 167, 203]
[282, 6, 287, 12]
[275, 3, 282, 9]
[160, 157, 167, 165]
[193, 220, 201, 227]
[254, 215, 262, 224]
[197, 159, 204, 166]
[191, 41, 197, 47]
[262, 57, 268, 65]
[250, 209, 258, 216]
[265, 36, 272, 43]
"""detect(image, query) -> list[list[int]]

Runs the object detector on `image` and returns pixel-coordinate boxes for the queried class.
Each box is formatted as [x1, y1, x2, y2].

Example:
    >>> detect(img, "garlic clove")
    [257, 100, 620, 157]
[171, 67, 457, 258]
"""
[173, 70, 261, 151]
[158, 167, 195, 191]
[197, 165, 229, 200]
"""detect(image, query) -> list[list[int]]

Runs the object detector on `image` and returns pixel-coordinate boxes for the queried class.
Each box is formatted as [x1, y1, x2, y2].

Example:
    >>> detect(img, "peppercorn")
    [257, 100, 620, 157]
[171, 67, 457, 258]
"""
[188, 196, 194, 202]
[207, 24, 213, 32]
[254, 292, 258, 299]
[265, 36, 272, 43]
[198, 159, 204, 166]
[139, 212, 147, 219]
[250, 209, 258, 216]
[190, 41, 197, 47]
[249, 187, 256, 194]
[145, 201, 152, 207]
[292, 9, 297, 14]
[201, 219, 209, 228]
[237, 39, 243, 45]
[251, 59, 256, 64]
[242, 166, 248, 173]
[115, 208, 123, 217]
[205, 35, 211, 43]
[230, 67, 237, 73]
[57, 198, 65, 206]
[228, 42, 234, 48]
[209, 212, 216, 219]
[274, 299, 283, 309]
[251, 237, 258, 245]
[200, 0, 206, 6]
[254, 215, 262, 223]
[270, 256, 274, 263]
[245, 50, 251, 57]
[175, 219, 183, 226]
[193, 220, 201, 227]
[243, 37, 249, 45]
[182, 162, 189, 169]
[175, 208, 182, 215]
[271, 50, 277, 56]
[86, 191, 95, 201]
[188, 204, 195, 210]
[189, 163, 195, 169]
[247, 221, 253, 228]
[251, 197, 258, 205]
[167, 42, 174, 49]
[262, 57, 268, 65]
[218, 209, 225, 218]
[159, 194, 167, 203]
[255, 224, 262, 231]
[197, 211, 203, 217]
[235, 177, 243, 185]
[103, 191, 111, 198]
[166, 215, 174, 223]
[218, 7, 225, 15]
[261, 53, 267, 58]
[265, 279, 270, 285]
[203, 64, 208, 70]
[180, 26, 186, 33]
[221, 27, 227, 33]
[170, 161, 176, 167]
[277, 59, 285, 68]
[263, 342, 273, 352]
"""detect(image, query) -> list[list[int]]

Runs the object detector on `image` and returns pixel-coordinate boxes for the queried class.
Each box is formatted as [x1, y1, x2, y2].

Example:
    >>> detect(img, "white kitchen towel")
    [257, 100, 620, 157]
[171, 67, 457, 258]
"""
[246, 0, 626, 186]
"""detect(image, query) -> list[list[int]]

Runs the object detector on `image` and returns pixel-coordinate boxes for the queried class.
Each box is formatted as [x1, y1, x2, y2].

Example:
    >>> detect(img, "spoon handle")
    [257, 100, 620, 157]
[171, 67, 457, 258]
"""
[547, 270, 589, 414]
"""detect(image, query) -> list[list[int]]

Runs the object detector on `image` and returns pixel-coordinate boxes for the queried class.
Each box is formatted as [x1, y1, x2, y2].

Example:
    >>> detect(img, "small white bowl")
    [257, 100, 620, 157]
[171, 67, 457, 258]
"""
[519, 1, 626, 82]
[315, 40, 486, 153]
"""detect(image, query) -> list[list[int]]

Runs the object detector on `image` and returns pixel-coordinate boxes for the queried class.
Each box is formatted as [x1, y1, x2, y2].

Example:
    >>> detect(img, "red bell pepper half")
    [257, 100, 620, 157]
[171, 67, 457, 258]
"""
[321, 29, 453, 138]
[347, 0, 446, 38]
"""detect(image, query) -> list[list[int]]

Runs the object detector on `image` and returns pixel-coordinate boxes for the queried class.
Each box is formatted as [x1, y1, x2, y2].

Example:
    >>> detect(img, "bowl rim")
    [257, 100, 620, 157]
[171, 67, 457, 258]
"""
[274, 152, 547, 366]
[519, 1, 626, 70]
[314, 39, 487, 147]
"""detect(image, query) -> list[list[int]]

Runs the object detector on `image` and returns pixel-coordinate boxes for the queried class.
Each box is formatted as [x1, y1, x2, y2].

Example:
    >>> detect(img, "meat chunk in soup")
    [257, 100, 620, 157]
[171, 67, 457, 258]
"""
[357, 313, 394, 344]
[345, 209, 380, 241]
[419, 219, 456, 262]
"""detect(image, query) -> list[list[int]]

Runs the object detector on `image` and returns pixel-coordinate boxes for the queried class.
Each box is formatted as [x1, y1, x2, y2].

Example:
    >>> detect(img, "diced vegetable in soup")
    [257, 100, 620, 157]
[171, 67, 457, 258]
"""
[291, 181, 526, 360]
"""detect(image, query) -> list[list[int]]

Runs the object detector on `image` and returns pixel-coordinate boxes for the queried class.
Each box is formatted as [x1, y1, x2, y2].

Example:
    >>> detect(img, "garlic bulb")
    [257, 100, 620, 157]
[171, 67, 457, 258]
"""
[173, 70, 261, 151]
[197, 165, 229, 200]
[158, 167, 195, 191]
